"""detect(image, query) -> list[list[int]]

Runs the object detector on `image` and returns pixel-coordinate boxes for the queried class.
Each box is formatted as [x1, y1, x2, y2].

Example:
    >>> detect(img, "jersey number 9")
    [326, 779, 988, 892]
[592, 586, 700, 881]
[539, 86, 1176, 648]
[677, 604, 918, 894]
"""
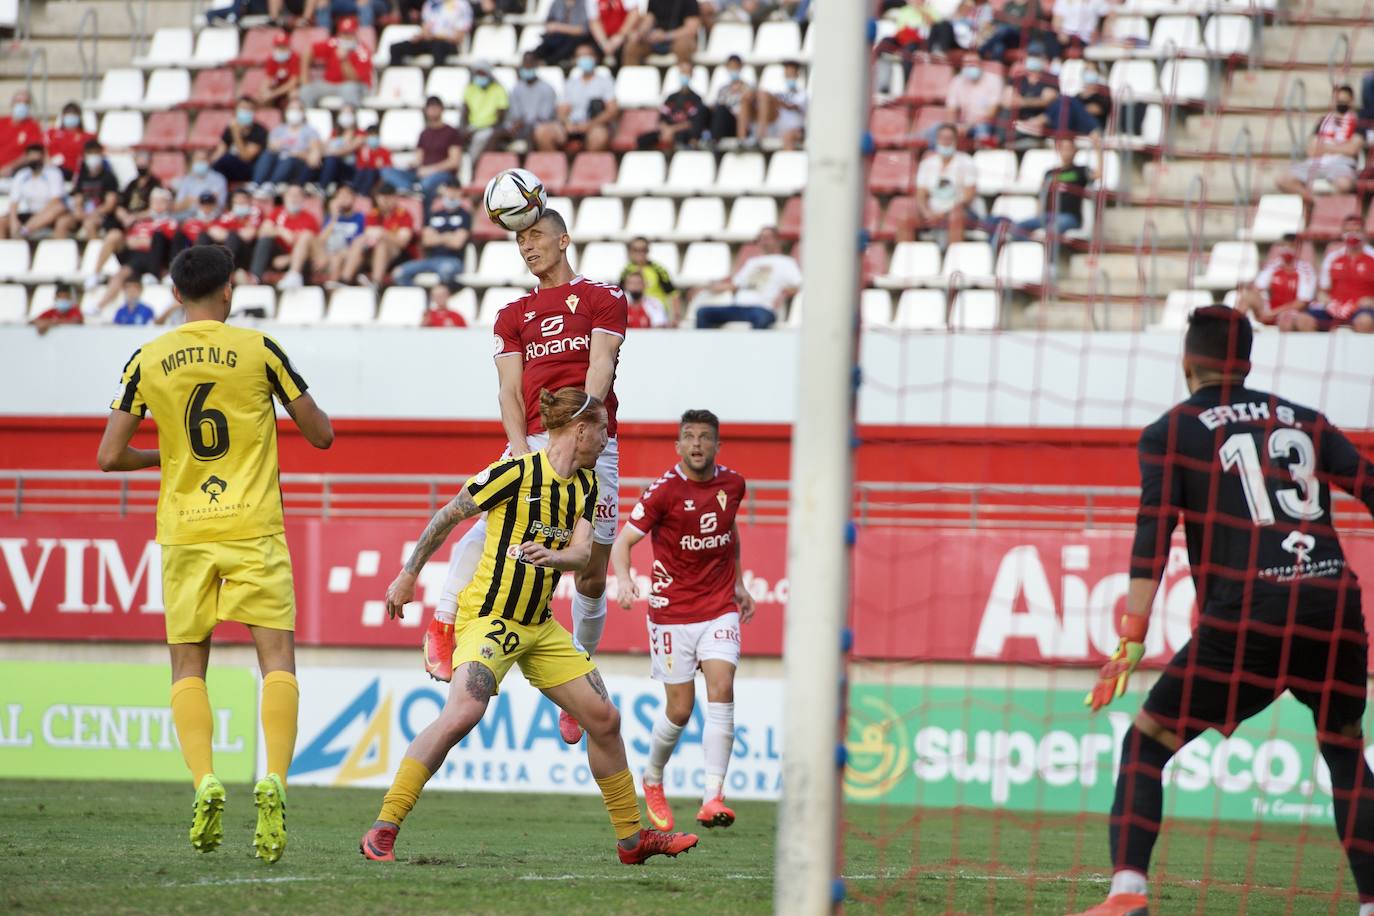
[184, 382, 231, 461]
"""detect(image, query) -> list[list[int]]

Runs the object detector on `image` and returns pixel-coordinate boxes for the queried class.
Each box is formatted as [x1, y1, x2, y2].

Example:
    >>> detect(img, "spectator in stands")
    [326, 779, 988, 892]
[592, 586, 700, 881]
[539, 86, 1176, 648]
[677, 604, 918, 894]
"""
[1015, 61, 1110, 138]
[291, 184, 366, 288]
[174, 149, 229, 216]
[380, 96, 463, 210]
[1, 144, 70, 240]
[1236, 234, 1317, 329]
[31, 284, 83, 334]
[421, 284, 469, 326]
[875, 0, 943, 78]
[697, 226, 800, 329]
[708, 54, 754, 144]
[621, 235, 679, 317]
[931, 0, 994, 56]
[341, 181, 417, 287]
[589, 0, 646, 63]
[534, 0, 592, 64]
[979, 0, 1057, 61]
[174, 192, 225, 258]
[456, 60, 510, 163]
[624, 0, 701, 66]
[390, 0, 473, 63]
[320, 106, 366, 192]
[353, 124, 391, 194]
[45, 102, 93, 178]
[392, 178, 470, 286]
[112, 277, 156, 325]
[907, 122, 977, 245]
[642, 60, 706, 149]
[1311, 214, 1374, 332]
[255, 98, 323, 189]
[495, 53, 560, 150]
[989, 136, 1093, 262]
[308, 0, 386, 32]
[1276, 85, 1362, 197]
[69, 140, 121, 243]
[256, 33, 303, 109]
[537, 43, 619, 152]
[85, 151, 163, 283]
[300, 18, 375, 109]
[943, 51, 1003, 145]
[752, 59, 808, 150]
[94, 187, 178, 310]
[623, 269, 670, 327]
[213, 99, 271, 184]
[0, 91, 42, 178]
[247, 184, 321, 285]
[1002, 43, 1058, 141]
[1052, 0, 1113, 51]
[201, 188, 262, 274]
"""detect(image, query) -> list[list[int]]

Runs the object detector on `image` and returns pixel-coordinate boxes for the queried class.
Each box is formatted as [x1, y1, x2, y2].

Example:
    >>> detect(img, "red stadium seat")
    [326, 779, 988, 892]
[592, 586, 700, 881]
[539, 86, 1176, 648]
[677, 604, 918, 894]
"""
[861, 241, 889, 285]
[904, 63, 953, 105]
[150, 149, 186, 185]
[523, 151, 568, 196]
[186, 110, 231, 150]
[256, 108, 283, 131]
[779, 195, 802, 240]
[876, 195, 917, 242]
[232, 28, 284, 67]
[471, 211, 509, 241]
[869, 151, 915, 195]
[870, 106, 911, 149]
[183, 69, 236, 110]
[564, 152, 616, 196]
[291, 27, 329, 58]
[395, 196, 423, 227]
[909, 106, 952, 145]
[611, 108, 660, 152]
[732, 242, 762, 274]
[1308, 195, 1360, 241]
[863, 194, 881, 235]
[238, 69, 268, 100]
[137, 111, 189, 150]
[465, 151, 519, 196]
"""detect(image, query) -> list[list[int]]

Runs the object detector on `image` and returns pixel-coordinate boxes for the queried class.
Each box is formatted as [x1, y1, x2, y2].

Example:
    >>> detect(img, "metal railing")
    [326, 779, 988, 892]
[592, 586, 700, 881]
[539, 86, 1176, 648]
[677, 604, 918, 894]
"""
[22, 47, 47, 122]
[75, 8, 99, 102]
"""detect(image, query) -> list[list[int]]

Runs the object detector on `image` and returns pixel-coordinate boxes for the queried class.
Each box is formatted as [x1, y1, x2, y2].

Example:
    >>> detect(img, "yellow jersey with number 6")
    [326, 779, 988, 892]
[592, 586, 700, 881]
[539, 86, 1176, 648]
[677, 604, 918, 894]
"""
[112, 320, 308, 546]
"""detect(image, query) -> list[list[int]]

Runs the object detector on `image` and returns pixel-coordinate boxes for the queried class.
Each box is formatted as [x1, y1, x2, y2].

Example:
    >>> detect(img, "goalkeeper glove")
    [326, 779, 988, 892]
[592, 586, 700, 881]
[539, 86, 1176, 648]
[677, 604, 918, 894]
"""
[1085, 614, 1149, 712]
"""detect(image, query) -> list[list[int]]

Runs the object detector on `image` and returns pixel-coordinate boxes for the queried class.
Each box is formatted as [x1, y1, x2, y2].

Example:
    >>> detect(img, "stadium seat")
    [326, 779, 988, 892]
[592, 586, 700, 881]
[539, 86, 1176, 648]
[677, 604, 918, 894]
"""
[1108, 61, 1158, 100]
[874, 241, 942, 289]
[89, 69, 144, 113]
[466, 23, 518, 64]
[1150, 16, 1204, 56]
[1155, 289, 1214, 329]
[0, 240, 32, 280]
[973, 150, 1019, 197]
[603, 151, 666, 197]
[942, 242, 994, 287]
[375, 24, 421, 66]
[565, 152, 617, 196]
[869, 151, 915, 195]
[1056, 58, 1086, 97]
[716, 151, 766, 196]
[230, 28, 282, 67]
[660, 150, 716, 196]
[446, 286, 479, 324]
[870, 107, 911, 149]
[622, 196, 677, 241]
[757, 63, 792, 96]
[1247, 194, 1303, 242]
[465, 151, 519, 195]
[1308, 195, 1361, 240]
[657, 65, 710, 101]
[668, 197, 726, 242]
[137, 110, 189, 150]
[191, 28, 240, 68]
[27, 240, 80, 284]
[908, 105, 951, 144]
[134, 28, 193, 68]
[0, 284, 26, 323]
[275, 287, 326, 324]
[752, 21, 802, 66]
[379, 109, 425, 151]
[705, 63, 758, 103]
[376, 286, 425, 325]
[137, 284, 175, 320]
[1204, 14, 1253, 56]
[614, 66, 663, 109]
[647, 242, 680, 277]
[677, 241, 732, 287]
[229, 285, 275, 319]
[1086, 15, 1150, 60]
[578, 242, 628, 283]
[995, 241, 1047, 288]
[366, 67, 425, 109]
[77, 240, 119, 282]
[523, 151, 568, 196]
[762, 150, 807, 196]
[1011, 148, 1058, 195]
[860, 288, 894, 327]
[723, 196, 779, 243]
[466, 242, 528, 286]
[99, 111, 144, 150]
[779, 195, 802, 239]
[610, 107, 661, 152]
[478, 286, 525, 325]
[950, 289, 999, 329]
[990, 195, 1038, 223]
[1157, 60, 1208, 104]
[516, 24, 545, 57]
[423, 66, 470, 107]
[571, 197, 625, 240]
[325, 287, 377, 324]
[183, 69, 236, 110]
[895, 288, 948, 329]
[697, 21, 753, 65]
[27, 284, 56, 320]
[1196, 241, 1259, 290]
[876, 195, 917, 242]
[289, 27, 329, 59]
[184, 109, 232, 151]
[150, 149, 187, 184]
[904, 62, 953, 104]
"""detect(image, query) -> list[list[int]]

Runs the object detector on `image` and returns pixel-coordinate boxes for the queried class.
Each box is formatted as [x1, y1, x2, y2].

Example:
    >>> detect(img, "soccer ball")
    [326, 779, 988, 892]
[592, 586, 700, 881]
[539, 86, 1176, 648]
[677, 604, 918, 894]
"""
[484, 168, 547, 232]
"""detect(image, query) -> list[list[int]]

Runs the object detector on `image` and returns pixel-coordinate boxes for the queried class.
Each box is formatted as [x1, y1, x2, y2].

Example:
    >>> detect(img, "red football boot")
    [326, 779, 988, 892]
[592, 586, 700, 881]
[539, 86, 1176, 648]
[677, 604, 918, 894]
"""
[1069, 893, 1149, 916]
[617, 829, 699, 865]
[422, 617, 454, 683]
[642, 778, 673, 831]
[695, 794, 735, 829]
[359, 824, 398, 862]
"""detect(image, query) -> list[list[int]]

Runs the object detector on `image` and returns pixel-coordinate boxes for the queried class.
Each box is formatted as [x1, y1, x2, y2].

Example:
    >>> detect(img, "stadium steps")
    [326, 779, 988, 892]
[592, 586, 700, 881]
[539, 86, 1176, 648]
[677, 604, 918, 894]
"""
[1138, 161, 1286, 203]
[1095, 204, 1250, 245]
[0, 0, 185, 93]
[1225, 69, 1339, 109]
[1259, 25, 1374, 65]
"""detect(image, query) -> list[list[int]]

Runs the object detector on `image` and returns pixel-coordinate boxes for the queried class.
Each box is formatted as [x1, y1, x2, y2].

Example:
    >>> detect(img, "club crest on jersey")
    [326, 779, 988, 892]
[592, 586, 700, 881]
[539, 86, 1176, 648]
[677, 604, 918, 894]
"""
[524, 310, 535, 322]
[565, 294, 579, 313]
[201, 475, 228, 504]
[684, 499, 695, 511]
[716, 489, 728, 510]
[1282, 531, 1317, 564]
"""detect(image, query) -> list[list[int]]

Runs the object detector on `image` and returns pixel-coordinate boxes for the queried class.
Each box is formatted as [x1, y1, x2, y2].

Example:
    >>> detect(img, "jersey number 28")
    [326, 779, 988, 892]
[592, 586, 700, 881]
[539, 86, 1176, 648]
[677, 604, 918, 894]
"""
[1218, 429, 1323, 525]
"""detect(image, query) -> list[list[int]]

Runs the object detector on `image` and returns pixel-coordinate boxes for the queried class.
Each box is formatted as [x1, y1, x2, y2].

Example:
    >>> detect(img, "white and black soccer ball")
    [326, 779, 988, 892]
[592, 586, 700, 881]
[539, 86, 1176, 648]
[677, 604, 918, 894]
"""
[483, 167, 548, 232]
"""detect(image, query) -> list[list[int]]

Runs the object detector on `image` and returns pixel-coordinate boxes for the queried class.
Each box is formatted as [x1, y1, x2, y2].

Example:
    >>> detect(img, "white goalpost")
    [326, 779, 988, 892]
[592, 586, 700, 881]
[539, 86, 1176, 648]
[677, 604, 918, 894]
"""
[773, 3, 870, 913]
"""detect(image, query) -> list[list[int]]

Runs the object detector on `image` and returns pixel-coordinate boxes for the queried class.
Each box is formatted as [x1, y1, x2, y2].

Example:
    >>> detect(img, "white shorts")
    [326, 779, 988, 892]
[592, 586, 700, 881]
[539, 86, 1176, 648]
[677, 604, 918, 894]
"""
[523, 433, 619, 545]
[647, 611, 742, 684]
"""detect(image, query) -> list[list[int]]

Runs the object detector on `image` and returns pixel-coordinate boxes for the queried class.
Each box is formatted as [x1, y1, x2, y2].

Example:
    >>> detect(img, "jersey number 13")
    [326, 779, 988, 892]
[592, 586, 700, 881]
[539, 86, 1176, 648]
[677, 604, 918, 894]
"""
[1218, 429, 1323, 525]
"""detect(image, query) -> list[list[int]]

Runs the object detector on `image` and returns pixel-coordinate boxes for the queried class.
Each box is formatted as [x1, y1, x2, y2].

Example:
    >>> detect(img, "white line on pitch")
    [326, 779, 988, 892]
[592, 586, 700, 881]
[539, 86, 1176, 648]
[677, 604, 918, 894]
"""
[162, 876, 323, 888]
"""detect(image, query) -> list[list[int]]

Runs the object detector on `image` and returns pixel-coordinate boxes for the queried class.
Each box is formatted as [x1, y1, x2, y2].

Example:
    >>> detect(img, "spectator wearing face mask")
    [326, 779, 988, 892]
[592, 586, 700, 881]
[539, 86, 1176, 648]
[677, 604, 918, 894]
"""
[214, 99, 270, 184]
[620, 235, 678, 316]
[622, 270, 669, 327]
[421, 284, 469, 326]
[174, 149, 230, 216]
[943, 52, 1002, 146]
[69, 140, 121, 244]
[390, 0, 473, 64]
[319, 106, 366, 192]
[380, 96, 463, 211]
[255, 99, 323, 189]
[978, 0, 1057, 61]
[752, 60, 807, 150]
[1001, 44, 1057, 141]
[0, 91, 42, 178]
[84, 152, 163, 283]
[256, 32, 302, 109]
[391, 179, 470, 286]
[340, 181, 418, 287]
[495, 53, 560, 150]
[352, 124, 392, 195]
[456, 61, 510, 163]
[248, 184, 321, 284]
[112, 277, 156, 325]
[45, 102, 94, 178]
[1310, 215, 1374, 332]
[698, 226, 800, 329]
[300, 18, 374, 109]
[201, 188, 263, 275]
[906, 122, 978, 245]
[32, 284, 84, 334]
[1014, 60, 1109, 138]
[285, 184, 366, 289]
[1, 144, 70, 240]
[1276, 85, 1362, 197]
[534, 0, 592, 64]
[538, 43, 619, 152]
[95, 187, 179, 310]
[175, 192, 225, 260]
[708, 54, 755, 144]
[641, 60, 706, 149]
[1236, 234, 1317, 330]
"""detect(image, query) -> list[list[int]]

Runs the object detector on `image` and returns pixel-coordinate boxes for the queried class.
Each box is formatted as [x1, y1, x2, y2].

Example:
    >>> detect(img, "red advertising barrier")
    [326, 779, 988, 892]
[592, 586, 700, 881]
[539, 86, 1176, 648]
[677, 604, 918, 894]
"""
[4, 516, 1373, 667]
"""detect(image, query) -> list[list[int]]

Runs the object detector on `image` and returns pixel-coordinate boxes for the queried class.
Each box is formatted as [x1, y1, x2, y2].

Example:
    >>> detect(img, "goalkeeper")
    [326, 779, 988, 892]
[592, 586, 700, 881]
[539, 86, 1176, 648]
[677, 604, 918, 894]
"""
[1078, 307, 1374, 916]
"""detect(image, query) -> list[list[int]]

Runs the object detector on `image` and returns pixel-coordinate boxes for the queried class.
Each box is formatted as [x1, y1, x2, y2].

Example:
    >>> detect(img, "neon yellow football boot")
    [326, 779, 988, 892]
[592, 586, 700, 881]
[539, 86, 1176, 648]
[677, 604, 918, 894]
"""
[189, 774, 226, 853]
[253, 773, 288, 864]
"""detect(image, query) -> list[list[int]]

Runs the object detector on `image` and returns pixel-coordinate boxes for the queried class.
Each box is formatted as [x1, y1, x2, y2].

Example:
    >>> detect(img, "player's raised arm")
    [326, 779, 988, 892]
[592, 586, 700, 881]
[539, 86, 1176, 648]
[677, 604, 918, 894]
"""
[522, 516, 595, 572]
[610, 522, 647, 609]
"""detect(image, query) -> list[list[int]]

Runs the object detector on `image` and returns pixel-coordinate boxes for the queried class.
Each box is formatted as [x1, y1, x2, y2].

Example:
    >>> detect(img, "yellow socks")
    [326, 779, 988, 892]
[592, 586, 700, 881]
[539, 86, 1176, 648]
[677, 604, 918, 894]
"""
[378, 758, 432, 827]
[595, 769, 644, 841]
[260, 670, 300, 784]
[170, 677, 215, 786]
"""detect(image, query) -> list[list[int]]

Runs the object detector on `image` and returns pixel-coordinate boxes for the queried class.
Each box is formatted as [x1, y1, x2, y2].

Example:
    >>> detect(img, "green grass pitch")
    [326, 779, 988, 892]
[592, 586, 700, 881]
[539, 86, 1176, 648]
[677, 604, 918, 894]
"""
[0, 780, 1359, 914]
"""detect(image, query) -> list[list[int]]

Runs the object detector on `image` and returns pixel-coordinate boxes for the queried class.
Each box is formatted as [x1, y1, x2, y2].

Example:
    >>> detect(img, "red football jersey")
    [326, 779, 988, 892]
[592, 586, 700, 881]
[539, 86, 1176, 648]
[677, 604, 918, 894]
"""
[265, 54, 301, 88]
[1255, 258, 1316, 313]
[492, 276, 628, 437]
[1320, 244, 1374, 319]
[626, 464, 748, 625]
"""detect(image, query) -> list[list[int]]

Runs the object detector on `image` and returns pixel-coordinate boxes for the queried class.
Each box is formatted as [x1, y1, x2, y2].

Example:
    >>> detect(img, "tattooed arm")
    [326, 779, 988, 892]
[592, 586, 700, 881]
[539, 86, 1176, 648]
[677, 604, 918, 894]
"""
[384, 489, 483, 619]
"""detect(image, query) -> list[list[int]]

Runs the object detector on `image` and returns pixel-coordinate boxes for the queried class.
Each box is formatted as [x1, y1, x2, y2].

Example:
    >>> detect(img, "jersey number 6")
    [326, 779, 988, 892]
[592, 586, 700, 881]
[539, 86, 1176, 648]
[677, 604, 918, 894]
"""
[1218, 429, 1323, 526]
[183, 382, 231, 461]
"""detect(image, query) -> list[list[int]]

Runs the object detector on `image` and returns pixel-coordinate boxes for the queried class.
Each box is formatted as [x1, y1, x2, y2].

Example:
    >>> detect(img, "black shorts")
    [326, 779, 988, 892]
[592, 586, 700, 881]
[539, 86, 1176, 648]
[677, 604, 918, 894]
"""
[1143, 592, 1368, 740]
[117, 248, 163, 277]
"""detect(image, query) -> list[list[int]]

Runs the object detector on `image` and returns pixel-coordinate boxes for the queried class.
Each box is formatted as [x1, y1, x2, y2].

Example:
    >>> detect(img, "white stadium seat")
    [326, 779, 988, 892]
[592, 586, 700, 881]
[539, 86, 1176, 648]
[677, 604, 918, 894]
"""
[1204, 14, 1253, 56]
[723, 196, 779, 243]
[646, 242, 681, 277]
[366, 66, 426, 109]
[1150, 16, 1205, 56]
[478, 286, 526, 325]
[191, 27, 239, 68]
[874, 241, 942, 289]
[27, 284, 55, 319]
[614, 66, 664, 109]
[377, 286, 427, 325]
[231, 285, 276, 319]
[667, 196, 726, 242]
[1195, 241, 1259, 290]
[376, 25, 421, 66]
[326, 287, 377, 324]
[99, 111, 144, 149]
[27, 239, 79, 283]
[715, 151, 766, 196]
[603, 151, 667, 197]
[578, 242, 628, 283]
[570, 197, 625, 240]
[697, 21, 753, 65]
[0, 283, 27, 323]
[140, 68, 191, 111]
[658, 64, 711, 101]
[0, 240, 32, 280]
[895, 289, 948, 329]
[973, 150, 1019, 197]
[138, 284, 175, 320]
[860, 288, 894, 327]
[706, 63, 757, 103]
[1108, 60, 1158, 100]
[449, 286, 479, 324]
[762, 150, 807, 196]
[425, 67, 471, 108]
[134, 27, 193, 68]
[1010, 148, 1058, 195]
[1158, 59, 1209, 104]
[950, 290, 999, 329]
[380, 109, 425, 151]
[942, 242, 994, 287]
[79, 241, 120, 282]
[466, 23, 518, 65]
[466, 241, 529, 286]
[661, 150, 716, 196]
[1154, 289, 1215, 329]
[677, 241, 732, 287]
[1248, 194, 1304, 242]
[275, 287, 325, 324]
[989, 195, 1038, 223]
[89, 69, 144, 113]
[517, 25, 545, 57]
[995, 241, 1047, 287]
[749, 21, 802, 65]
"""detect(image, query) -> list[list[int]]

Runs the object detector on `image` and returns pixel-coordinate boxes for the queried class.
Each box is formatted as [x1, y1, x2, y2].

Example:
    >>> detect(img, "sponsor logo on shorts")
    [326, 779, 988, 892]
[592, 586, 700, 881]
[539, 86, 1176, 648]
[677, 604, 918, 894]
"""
[594, 495, 617, 521]
[200, 475, 228, 504]
[713, 627, 740, 643]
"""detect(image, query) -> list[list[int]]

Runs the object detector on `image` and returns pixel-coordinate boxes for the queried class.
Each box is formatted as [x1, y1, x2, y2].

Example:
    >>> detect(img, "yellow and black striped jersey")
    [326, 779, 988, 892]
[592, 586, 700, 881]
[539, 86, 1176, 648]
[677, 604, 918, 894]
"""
[460, 450, 598, 626]
[111, 320, 307, 546]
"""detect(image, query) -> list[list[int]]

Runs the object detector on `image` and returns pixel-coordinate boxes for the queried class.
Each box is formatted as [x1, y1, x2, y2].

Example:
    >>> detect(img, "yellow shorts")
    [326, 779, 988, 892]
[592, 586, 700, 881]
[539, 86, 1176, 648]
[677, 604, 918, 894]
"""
[453, 615, 595, 693]
[161, 532, 296, 644]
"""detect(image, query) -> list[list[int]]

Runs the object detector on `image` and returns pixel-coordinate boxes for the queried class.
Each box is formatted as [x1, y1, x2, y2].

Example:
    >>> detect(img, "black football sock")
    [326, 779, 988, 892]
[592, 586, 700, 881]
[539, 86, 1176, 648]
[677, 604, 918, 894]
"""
[1109, 725, 1176, 876]
[1320, 737, 1374, 899]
